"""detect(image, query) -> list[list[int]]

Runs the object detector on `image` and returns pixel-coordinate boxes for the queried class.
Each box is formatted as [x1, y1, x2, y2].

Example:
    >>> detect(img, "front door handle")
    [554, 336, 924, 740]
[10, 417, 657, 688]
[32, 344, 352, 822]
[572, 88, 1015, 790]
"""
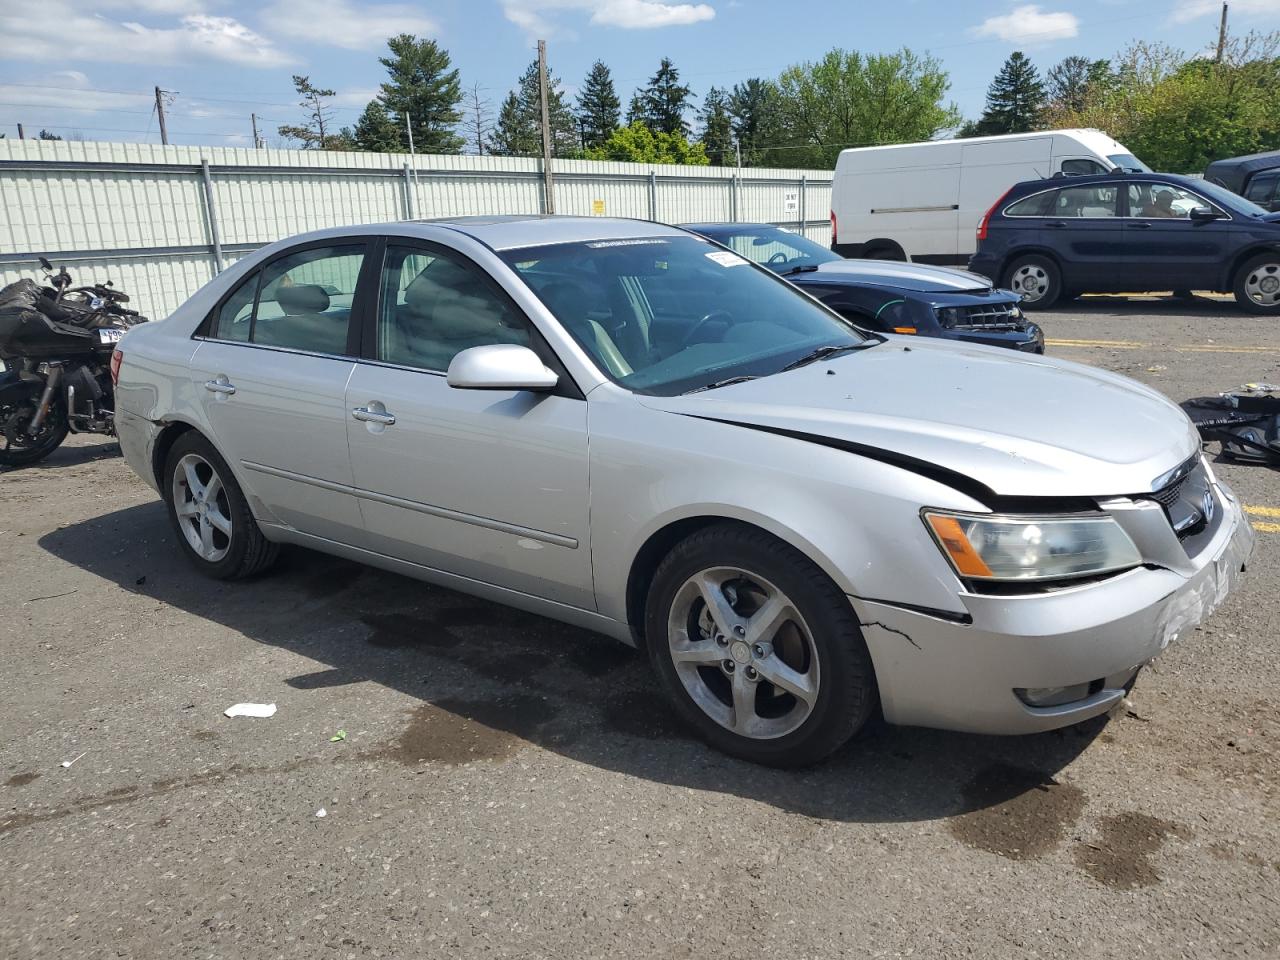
[204, 377, 236, 395]
[1129, 221, 1152, 229]
[352, 405, 396, 426]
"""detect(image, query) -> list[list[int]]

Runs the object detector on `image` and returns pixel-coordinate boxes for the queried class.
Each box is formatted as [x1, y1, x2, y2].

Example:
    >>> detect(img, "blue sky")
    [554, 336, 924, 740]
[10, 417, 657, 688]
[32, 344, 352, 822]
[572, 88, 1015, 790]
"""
[0, 0, 1276, 150]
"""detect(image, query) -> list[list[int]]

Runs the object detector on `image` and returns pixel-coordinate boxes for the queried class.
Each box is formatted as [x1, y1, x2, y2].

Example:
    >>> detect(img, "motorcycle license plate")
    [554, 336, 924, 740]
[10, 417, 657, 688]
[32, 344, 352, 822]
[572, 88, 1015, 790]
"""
[97, 328, 124, 344]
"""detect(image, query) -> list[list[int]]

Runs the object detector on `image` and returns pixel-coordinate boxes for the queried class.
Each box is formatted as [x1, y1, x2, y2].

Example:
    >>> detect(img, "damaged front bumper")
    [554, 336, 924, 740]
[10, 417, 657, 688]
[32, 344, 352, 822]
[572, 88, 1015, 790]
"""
[852, 477, 1254, 735]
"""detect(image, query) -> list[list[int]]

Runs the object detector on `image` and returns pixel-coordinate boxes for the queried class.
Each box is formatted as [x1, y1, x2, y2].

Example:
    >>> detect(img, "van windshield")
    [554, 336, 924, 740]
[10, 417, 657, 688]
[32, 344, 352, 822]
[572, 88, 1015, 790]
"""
[1108, 153, 1150, 173]
[502, 235, 873, 396]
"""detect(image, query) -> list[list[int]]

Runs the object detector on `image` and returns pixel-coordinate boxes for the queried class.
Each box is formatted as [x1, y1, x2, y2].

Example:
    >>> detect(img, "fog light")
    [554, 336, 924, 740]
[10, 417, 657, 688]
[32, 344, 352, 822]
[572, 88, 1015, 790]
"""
[1015, 683, 1092, 708]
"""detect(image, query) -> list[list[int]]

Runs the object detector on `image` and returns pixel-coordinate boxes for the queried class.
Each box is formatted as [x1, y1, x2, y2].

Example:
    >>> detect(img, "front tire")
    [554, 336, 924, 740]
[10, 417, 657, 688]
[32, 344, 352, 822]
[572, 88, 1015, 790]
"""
[1233, 255, 1280, 315]
[1003, 255, 1062, 309]
[0, 398, 68, 468]
[163, 432, 278, 580]
[644, 523, 877, 767]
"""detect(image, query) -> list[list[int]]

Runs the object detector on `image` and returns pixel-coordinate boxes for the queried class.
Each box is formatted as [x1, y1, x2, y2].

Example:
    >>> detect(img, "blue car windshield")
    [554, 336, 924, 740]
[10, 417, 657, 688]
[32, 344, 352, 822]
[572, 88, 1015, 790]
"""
[1191, 178, 1268, 217]
[502, 235, 870, 396]
[688, 225, 843, 274]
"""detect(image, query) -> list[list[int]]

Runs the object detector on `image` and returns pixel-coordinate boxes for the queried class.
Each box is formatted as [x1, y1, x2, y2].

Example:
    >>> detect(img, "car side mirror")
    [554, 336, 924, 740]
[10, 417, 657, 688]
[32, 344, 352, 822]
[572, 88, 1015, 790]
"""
[1189, 206, 1222, 222]
[446, 344, 558, 392]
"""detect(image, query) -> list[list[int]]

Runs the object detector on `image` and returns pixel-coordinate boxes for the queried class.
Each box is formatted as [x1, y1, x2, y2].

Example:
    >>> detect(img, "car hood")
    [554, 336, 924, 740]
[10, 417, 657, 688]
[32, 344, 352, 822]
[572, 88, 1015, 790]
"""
[640, 338, 1199, 500]
[805, 260, 995, 293]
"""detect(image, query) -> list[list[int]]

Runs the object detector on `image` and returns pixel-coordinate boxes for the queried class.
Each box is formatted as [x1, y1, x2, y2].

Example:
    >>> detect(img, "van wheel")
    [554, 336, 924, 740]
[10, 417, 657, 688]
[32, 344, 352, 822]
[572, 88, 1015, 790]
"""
[645, 523, 877, 767]
[863, 243, 906, 262]
[1233, 255, 1280, 315]
[163, 432, 279, 580]
[1003, 255, 1061, 308]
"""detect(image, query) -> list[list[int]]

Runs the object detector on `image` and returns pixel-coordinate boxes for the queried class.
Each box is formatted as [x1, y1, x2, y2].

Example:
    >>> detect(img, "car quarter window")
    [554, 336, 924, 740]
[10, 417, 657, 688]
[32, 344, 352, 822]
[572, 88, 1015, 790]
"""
[212, 244, 365, 355]
[1126, 183, 1224, 219]
[1004, 191, 1055, 217]
[377, 244, 531, 373]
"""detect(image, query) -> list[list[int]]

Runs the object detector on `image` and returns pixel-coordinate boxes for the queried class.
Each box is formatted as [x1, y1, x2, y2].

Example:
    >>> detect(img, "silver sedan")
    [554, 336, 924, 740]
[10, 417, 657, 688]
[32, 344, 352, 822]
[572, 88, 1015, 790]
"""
[112, 216, 1253, 766]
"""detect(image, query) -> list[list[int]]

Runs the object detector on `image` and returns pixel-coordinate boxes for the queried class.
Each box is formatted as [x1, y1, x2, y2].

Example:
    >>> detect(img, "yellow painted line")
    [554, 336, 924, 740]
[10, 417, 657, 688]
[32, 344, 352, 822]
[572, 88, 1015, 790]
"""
[1245, 505, 1280, 518]
[1045, 338, 1272, 354]
[1046, 338, 1144, 348]
[1253, 521, 1280, 534]
[1174, 345, 1275, 354]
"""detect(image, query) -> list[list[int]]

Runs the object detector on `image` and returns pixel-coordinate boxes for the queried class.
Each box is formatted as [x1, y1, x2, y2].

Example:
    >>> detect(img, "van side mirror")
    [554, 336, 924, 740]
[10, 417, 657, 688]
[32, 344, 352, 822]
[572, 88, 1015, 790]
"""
[446, 344, 558, 392]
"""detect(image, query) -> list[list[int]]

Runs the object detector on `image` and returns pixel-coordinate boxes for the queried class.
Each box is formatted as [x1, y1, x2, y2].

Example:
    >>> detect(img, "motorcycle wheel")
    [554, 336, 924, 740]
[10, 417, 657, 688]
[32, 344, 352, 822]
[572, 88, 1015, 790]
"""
[0, 400, 69, 467]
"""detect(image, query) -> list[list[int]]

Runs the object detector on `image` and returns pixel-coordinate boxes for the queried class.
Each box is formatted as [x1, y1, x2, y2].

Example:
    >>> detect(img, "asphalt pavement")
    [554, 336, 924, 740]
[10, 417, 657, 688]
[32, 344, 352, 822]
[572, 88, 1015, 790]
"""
[2, 296, 1278, 959]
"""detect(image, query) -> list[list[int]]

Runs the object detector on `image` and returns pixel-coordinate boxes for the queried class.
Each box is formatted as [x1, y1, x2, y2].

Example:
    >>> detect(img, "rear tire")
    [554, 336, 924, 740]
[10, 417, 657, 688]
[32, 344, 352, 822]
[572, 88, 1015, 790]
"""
[0, 398, 68, 468]
[163, 432, 278, 580]
[863, 243, 907, 262]
[644, 523, 877, 767]
[1003, 255, 1062, 309]
[1233, 255, 1280, 315]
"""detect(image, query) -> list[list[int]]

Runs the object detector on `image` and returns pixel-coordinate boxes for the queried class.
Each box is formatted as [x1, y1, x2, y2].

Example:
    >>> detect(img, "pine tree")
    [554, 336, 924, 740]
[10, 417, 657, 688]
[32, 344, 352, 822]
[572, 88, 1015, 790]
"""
[576, 60, 621, 150]
[698, 86, 733, 166]
[277, 75, 338, 149]
[377, 34, 464, 154]
[972, 52, 1046, 135]
[487, 60, 577, 157]
[626, 93, 646, 126]
[638, 57, 693, 136]
[353, 100, 402, 152]
[728, 78, 784, 166]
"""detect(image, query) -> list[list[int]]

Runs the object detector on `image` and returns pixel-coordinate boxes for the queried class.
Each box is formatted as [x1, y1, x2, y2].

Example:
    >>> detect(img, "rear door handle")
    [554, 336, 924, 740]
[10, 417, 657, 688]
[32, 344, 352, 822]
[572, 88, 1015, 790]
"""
[204, 377, 236, 395]
[1129, 221, 1152, 229]
[352, 406, 396, 426]
[1045, 221, 1067, 228]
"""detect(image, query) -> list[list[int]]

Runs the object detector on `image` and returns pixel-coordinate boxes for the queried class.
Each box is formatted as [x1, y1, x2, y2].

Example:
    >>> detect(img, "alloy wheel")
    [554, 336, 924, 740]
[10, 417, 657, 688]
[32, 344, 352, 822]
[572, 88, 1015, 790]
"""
[1010, 263, 1050, 303]
[1244, 262, 1280, 308]
[171, 452, 233, 562]
[666, 566, 820, 740]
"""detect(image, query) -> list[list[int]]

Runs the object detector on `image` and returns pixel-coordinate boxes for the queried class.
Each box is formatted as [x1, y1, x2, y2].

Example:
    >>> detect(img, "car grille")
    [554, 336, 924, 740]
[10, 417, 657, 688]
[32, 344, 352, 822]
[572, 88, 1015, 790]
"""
[1138, 457, 1214, 545]
[936, 302, 1025, 330]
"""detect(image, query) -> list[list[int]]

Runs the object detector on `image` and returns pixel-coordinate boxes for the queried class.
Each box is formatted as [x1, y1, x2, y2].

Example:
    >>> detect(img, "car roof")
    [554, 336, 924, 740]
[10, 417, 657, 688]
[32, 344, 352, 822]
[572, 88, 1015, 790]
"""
[1008, 171, 1201, 194]
[424, 215, 689, 250]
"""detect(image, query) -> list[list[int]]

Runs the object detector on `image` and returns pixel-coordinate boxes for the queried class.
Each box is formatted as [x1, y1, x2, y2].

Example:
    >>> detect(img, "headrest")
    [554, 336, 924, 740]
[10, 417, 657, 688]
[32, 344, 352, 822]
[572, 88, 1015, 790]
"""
[276, 283, 330, 314]
[404, 259, 474, 312]
[537, 281, 592, 324]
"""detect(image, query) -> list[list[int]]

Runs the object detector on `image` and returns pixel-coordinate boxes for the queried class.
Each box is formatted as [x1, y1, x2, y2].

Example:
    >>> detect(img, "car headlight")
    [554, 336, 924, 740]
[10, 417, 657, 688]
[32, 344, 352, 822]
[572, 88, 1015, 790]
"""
[923, 511, 1142, 582]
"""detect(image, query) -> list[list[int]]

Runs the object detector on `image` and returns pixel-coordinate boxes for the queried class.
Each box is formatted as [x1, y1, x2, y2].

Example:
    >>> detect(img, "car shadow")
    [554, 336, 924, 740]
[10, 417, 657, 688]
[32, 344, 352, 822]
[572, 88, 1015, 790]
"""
[39, 501, 1108, 825]
[1036, 294, 1241, 317]
[1, 437, 120, 473]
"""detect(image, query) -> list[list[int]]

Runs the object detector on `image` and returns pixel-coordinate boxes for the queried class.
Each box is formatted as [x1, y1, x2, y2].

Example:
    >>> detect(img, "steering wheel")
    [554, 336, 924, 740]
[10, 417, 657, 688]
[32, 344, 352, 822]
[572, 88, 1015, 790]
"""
[767, 252, 789, 265]
[681, 310, 733, 348]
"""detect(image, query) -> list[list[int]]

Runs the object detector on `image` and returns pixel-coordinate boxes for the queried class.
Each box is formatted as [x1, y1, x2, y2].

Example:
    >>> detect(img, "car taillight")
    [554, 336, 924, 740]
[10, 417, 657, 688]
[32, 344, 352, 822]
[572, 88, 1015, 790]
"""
[110, 347, 123, 386]
[830, 210, 837, 244]
[976, 188, 1013, 241]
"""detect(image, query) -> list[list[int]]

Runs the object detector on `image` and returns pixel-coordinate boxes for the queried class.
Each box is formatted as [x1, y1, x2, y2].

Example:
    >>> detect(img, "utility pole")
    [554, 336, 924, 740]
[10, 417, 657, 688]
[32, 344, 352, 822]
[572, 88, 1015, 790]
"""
[537, 39, 555, 215]
[1216, 2, 1229, 63]
[251, 113, 260, 149]
[16, 123, 24, 140]
[154, 86, 169, 145]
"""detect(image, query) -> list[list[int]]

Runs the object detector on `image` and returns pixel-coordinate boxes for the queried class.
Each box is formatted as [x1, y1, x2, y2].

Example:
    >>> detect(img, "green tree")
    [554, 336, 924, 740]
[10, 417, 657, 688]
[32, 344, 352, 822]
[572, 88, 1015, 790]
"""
[637, 57, 693, 136]
[969, 51, 1045, 135]
[698, 86, 734, 166]
[728, 78, 785, 166]
[487, 60, 578, 157]
[774, 48, 961, 167]
[1045, 56, 1111, 114]
[577, 60, 621, 150]
[585, 121, 709, 165]
[37, 129, 62, 141]
[377, 34, 464, 154]
[353, 100, 402, 152]
[277, 75, 341, 149]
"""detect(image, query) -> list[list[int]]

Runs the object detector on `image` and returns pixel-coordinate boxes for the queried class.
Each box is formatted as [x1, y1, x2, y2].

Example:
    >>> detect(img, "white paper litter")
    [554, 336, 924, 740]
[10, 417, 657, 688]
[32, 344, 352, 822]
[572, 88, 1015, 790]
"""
[224, 702, 277, 718]
[315, 808, 327, 818]
[60, 752, 87, 769]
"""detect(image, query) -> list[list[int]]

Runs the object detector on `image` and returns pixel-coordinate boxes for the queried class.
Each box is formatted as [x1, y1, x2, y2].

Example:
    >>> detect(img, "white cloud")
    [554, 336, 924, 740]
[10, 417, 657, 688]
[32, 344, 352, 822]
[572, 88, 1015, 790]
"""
[501, 0, 715, 35]
[0, 2, 291, 66]
[1172, 0, 1280, 22]
[0, 71, 154, 115]
[260, 0, 440, 51]
[972, 5, 1079, 44]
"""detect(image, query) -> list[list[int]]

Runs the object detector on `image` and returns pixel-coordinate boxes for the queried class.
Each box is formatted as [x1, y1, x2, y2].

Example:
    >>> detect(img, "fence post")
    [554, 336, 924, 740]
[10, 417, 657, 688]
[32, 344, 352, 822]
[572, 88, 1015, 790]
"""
[403, 163, 415, 220]
[199, 159, 224, 274]
[730, 173, 738, 222]
[648, 170, 658, 221]
[799, 175, 807, 235]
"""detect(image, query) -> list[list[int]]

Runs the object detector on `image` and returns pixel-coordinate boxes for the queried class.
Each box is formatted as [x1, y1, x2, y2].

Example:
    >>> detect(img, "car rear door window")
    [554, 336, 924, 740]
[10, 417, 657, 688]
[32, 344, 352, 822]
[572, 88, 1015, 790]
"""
[1049, 184, 1119, 218]
[211, 244, 365, 355]
[377, 244, 531, 372]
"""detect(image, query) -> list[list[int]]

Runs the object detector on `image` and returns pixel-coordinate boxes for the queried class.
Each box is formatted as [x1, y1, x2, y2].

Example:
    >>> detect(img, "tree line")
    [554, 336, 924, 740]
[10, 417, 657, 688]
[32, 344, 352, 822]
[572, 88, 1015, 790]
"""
[278, 25, 1279, 172]
[961, 31, 1280, 172]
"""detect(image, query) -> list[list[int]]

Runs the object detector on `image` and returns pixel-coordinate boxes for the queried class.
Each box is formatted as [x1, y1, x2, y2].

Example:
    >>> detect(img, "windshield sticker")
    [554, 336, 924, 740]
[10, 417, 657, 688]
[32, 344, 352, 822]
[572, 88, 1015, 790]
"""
[706, 250, 748, 267]
[585, 239, 669, 248]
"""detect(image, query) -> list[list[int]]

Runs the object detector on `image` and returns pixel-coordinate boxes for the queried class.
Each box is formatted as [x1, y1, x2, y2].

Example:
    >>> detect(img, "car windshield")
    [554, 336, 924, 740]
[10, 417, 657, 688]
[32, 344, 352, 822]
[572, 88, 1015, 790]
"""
[502, 234, 872, 396]
[1107, 153, 1150, 173]
[689, 225, 843, 274]
[1189, 178, 1269, 217]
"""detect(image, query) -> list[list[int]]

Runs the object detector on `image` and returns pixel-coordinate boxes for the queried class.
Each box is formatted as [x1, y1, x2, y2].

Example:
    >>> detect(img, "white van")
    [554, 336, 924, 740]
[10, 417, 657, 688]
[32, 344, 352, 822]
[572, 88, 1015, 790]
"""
[829, 129, 1148, 265]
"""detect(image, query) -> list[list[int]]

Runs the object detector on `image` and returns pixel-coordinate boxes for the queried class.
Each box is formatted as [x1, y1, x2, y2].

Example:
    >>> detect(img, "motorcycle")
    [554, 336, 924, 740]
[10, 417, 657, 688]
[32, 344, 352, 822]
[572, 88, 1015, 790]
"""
[0, 257, 147, 467]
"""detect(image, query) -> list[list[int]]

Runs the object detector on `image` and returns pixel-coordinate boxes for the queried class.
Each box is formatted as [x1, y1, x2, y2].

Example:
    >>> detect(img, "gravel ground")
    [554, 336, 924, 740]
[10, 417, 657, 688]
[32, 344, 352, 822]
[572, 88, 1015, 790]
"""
[2, 297, 1278, 959]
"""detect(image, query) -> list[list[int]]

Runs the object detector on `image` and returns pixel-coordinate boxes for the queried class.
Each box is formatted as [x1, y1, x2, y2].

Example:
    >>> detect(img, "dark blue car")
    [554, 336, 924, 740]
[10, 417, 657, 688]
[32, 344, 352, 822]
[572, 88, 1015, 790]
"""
[968, 171, 1280, 314]
[683, 222, 1045, 353]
